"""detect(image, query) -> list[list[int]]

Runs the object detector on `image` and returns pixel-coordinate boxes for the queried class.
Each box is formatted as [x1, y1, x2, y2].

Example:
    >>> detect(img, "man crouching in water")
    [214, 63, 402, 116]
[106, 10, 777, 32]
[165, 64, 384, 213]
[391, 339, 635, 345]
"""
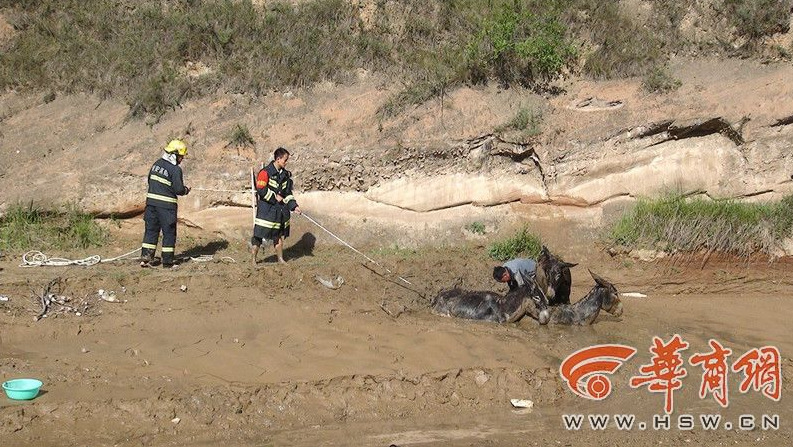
[493, 258, 537, 291]
[250, 147, 301, 265]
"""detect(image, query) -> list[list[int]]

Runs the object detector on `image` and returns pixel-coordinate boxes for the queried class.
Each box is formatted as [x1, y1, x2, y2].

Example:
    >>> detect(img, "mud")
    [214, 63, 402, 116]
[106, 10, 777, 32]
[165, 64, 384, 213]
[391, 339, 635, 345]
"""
[1, 217, 790, 446]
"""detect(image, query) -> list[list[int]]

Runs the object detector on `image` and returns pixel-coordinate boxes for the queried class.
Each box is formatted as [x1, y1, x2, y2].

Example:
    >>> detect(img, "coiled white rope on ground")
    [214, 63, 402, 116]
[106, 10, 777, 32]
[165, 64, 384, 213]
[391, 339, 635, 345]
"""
[16, 188, 250, 268]
[20, 249, 236, 267]
[20, 248, 142, 268]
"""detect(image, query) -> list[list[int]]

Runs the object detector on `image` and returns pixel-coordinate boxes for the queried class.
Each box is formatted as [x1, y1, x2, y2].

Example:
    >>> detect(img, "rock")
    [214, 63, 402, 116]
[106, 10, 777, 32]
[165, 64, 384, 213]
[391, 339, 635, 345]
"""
[629, 249, 667, 262]
[474, 370, 489, 386]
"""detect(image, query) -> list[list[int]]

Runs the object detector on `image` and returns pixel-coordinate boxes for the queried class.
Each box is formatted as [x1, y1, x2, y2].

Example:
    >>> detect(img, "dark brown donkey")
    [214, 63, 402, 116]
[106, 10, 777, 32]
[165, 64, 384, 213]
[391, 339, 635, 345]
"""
[535, 246, 577, 306]
[526, 270, 623, 325]
[431, 273, 550, 324]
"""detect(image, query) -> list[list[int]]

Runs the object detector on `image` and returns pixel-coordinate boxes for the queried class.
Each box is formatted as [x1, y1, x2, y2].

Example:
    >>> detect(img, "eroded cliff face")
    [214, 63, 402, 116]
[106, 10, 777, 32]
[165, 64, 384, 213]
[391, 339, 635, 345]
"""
[1, 57, 792, 245]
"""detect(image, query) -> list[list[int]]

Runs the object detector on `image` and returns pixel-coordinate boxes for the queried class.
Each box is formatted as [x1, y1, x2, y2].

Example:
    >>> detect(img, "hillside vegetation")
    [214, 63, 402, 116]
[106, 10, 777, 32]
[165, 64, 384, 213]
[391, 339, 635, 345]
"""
[1, 0, 790, 123]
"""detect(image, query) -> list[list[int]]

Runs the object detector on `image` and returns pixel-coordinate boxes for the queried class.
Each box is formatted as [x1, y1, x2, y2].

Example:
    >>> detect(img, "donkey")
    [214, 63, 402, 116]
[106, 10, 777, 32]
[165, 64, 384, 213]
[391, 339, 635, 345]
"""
[535, 245, 577, 306]
[526, 270, 623, 325]
[431, 273, 550, 324]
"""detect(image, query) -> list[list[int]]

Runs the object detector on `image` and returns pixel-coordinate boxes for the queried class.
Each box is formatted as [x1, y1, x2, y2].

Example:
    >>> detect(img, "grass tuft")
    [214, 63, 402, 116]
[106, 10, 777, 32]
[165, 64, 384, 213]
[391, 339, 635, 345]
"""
[642, 66, 682, 94]
[607, 193, 793, 258]
[466, 221, 486, 235]
[488, 227, 542, 261]
[228, 123, 256, 148]
[495, 105, 543, 137]
[0, 203, 108, 252]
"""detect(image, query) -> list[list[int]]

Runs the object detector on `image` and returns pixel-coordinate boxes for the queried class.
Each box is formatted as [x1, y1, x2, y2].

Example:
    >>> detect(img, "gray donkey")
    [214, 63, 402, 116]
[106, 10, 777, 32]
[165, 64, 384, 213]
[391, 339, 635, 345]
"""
[431, 272, 550, 324]
[526, 270, 623, 325]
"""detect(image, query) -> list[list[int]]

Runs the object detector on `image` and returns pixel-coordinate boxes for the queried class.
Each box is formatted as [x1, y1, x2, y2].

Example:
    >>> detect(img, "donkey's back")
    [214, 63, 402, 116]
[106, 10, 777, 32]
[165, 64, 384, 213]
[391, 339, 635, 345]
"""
[431, 277, 548, 324]
[431, 289, 507, 322]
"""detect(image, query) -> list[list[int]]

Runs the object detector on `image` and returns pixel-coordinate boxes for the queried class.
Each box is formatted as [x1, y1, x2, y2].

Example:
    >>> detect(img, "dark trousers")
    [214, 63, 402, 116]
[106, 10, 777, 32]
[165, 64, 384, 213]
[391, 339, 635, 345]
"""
[141, 205, 177, 265]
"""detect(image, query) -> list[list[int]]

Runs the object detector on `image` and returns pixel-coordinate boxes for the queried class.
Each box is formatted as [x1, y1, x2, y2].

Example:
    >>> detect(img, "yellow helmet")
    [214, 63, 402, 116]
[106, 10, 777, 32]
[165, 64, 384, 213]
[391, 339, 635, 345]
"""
[165, 139, 188, 156]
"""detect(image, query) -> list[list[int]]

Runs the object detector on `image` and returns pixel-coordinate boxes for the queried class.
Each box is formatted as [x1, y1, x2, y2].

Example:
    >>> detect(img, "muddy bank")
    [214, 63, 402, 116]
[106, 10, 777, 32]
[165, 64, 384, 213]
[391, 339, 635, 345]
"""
[1, 218, 791, 446]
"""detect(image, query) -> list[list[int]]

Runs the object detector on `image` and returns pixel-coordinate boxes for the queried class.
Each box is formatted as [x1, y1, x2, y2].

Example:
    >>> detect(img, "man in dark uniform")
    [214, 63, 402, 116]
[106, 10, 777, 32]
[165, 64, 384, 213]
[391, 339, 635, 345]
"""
[250, 147, 301, 265]
[140, 139, 191, 269]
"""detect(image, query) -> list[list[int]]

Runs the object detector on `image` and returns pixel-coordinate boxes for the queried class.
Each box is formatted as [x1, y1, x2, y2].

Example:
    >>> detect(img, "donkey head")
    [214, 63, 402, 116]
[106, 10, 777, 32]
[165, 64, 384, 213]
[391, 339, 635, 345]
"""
[517, 271, 550, 325]
[536, 245, 577, 304]
[588, 270, 623, 317]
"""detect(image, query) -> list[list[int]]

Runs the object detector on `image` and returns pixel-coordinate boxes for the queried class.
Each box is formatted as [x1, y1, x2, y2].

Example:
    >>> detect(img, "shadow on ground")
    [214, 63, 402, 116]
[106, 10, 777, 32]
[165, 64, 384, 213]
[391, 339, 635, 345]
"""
[261, 232, 317, 263]
[181, 240, 230, 259]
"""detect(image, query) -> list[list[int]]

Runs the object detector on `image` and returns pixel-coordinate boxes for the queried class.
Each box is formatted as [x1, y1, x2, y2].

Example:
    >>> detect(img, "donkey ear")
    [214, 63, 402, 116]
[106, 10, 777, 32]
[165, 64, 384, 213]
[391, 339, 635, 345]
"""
[589, 269, 611, 287]
[540, 245, 550, 257]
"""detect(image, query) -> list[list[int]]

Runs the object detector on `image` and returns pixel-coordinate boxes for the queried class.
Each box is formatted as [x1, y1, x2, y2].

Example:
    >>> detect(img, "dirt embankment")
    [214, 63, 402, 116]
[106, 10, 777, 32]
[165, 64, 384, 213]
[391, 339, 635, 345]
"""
[2, 59, 793, 236]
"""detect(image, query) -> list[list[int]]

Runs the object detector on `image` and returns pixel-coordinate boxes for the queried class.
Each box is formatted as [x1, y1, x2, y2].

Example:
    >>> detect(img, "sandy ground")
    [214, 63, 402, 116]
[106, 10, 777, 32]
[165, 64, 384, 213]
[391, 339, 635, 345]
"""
[1, 215, 790, 447]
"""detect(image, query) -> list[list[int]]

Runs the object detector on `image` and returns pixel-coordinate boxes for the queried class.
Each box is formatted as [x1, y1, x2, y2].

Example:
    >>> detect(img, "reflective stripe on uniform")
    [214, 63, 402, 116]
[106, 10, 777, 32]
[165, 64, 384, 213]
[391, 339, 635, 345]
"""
[150, 174, 172, 186]
[268, 179, 279, 188]
[146, 193, 178, 203]
[254, 218, 282, 229]
[284, 194, 295, 204]
[142, 243, 157, 249]
[263, 189, 274, 201]
[161, 246, 175, 253]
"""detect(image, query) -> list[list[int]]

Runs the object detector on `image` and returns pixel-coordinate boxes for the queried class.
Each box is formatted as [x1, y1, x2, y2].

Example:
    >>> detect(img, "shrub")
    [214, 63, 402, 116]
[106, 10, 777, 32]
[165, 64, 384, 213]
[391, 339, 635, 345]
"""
[569, 2, 663, 79]
[466, 221, 486, 234]
[722, 0, 791, 43]
[488, 227, 542, 261]
[642, 66, 682, 93]
[495, 105, 543, 136]
[462, 2, 577, 88]
[228, 123, 255, 148]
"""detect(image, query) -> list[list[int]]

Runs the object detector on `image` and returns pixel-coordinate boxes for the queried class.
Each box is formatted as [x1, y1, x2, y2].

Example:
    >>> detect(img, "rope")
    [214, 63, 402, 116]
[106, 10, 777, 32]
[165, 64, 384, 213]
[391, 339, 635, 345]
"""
[192, 187, 251, 193]
[20, 247, 142, 268]
[20, 251, 101, 267]
[102, 248, 143, 263]
[300, 212, 413, 286]
[19, 247, 241, 267]
[188, 255, 237, 263]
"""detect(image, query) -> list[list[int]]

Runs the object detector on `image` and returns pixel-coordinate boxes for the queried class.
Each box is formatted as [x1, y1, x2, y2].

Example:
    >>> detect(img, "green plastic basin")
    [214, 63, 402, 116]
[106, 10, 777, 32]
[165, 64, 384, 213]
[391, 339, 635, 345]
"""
[2, 378, 43, 400]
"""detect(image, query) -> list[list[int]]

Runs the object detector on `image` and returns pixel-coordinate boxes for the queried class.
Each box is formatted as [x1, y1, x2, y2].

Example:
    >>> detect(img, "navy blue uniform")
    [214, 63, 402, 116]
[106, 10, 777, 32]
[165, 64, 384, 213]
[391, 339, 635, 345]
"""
[141, 157, 188, 265]
[251, 161, 298, 245]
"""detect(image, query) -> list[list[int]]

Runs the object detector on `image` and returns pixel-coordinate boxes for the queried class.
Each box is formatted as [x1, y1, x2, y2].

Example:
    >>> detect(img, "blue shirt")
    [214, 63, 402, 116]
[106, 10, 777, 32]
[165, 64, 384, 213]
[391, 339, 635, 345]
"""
[503, 258, 537, 289]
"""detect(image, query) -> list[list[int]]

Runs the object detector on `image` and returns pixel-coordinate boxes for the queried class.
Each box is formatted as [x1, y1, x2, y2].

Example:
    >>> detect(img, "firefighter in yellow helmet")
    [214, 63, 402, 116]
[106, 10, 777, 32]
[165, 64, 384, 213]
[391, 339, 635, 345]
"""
[140, 139, 191, 268]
